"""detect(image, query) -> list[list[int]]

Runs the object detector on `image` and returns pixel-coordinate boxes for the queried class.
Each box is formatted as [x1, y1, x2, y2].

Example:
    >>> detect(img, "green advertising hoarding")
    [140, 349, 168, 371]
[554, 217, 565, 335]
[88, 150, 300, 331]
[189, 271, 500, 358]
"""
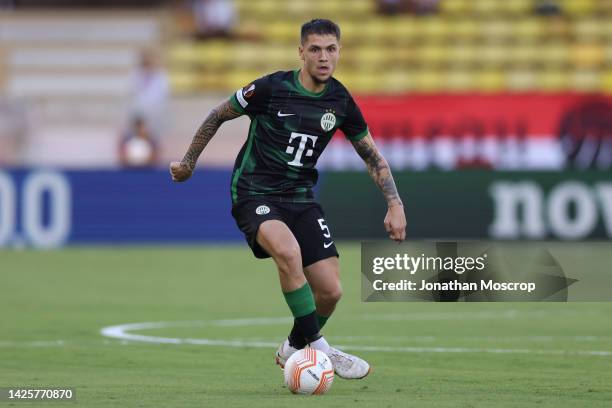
[318, 171, 612, 240]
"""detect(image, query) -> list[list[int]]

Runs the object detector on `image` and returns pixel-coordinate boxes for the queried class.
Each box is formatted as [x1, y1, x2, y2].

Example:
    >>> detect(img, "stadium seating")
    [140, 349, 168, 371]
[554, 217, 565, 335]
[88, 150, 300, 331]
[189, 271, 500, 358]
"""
[0, 10, 162, 165]
[168, 0, 612, 94]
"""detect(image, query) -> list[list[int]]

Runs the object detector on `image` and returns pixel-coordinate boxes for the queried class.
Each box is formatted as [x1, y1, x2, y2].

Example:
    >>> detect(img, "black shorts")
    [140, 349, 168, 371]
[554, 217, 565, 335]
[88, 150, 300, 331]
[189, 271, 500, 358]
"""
[231, 198, 339, 267]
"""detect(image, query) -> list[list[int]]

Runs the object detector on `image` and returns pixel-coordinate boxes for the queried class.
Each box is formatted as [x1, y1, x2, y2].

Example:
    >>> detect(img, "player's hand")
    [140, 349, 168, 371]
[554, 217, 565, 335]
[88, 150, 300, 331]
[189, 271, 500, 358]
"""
[384, 203, 406, 242]
[169, 161, 193, 182]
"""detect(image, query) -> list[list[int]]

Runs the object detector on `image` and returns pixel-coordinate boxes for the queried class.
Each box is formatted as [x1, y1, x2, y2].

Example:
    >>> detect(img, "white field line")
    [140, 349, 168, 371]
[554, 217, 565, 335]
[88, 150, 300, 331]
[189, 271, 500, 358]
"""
[359, 309, 604, 321]
[2, 336, 608, 349]
[0, 340, 66, 347]
[99, 318, 612, 357]
[331, 335, 608, 342]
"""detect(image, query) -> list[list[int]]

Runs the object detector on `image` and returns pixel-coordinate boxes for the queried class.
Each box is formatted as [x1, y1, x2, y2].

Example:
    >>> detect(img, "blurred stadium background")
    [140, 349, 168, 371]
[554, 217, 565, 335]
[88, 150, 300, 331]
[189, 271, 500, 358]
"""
[2, 2, 612, 406]
[1, 0, 612, 247]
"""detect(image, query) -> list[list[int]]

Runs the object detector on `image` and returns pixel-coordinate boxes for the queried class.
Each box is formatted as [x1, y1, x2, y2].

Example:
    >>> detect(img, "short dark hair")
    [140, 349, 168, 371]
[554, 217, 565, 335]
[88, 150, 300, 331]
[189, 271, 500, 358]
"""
[300, 19, 341, 44]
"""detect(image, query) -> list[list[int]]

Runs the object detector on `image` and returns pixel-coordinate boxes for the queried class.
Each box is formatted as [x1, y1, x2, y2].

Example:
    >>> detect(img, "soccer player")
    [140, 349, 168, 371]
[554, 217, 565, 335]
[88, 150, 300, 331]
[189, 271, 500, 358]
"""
[170, 19, 406, 379]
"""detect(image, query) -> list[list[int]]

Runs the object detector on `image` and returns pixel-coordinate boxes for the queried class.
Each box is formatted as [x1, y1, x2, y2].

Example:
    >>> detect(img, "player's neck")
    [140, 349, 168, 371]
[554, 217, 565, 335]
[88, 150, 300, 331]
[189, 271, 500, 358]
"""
[298, 69, 326, 94]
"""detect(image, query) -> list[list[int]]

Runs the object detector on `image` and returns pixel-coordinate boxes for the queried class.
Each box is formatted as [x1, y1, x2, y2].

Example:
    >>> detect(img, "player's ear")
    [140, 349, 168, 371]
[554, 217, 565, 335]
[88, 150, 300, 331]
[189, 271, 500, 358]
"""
[298, 45, 304, 61]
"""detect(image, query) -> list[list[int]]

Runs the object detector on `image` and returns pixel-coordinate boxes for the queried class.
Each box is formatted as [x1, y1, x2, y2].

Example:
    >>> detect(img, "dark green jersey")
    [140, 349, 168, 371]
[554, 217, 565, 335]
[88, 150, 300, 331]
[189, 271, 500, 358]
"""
[228, 70, 368, 204]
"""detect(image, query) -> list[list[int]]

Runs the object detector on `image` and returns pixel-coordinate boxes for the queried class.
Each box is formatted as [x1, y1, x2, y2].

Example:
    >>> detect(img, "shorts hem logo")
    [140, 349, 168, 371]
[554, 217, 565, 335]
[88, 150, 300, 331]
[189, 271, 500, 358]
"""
[255, 205, 271, 215]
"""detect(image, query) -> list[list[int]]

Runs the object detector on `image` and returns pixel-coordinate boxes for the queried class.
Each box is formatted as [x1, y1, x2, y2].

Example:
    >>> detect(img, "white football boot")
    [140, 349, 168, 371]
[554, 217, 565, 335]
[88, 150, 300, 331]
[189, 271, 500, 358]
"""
[327, 346, 371, 379]
[275, 339, 298, 369]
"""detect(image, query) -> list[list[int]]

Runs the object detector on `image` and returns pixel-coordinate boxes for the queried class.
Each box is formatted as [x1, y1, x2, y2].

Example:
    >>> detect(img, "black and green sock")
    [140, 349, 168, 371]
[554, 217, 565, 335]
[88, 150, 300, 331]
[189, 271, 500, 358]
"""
[283, 282, 321, 346]
[288, 312, 330, 349]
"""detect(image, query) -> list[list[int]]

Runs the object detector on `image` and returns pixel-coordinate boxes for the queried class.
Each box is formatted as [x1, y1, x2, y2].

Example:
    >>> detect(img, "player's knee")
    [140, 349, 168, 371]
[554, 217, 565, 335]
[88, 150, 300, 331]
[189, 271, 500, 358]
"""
[316, 285, 342, 306]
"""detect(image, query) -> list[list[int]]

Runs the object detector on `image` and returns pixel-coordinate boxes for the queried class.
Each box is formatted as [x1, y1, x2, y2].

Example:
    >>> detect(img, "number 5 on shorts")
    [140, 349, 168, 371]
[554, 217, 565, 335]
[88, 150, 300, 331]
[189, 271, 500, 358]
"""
[317, 218, 331, 238]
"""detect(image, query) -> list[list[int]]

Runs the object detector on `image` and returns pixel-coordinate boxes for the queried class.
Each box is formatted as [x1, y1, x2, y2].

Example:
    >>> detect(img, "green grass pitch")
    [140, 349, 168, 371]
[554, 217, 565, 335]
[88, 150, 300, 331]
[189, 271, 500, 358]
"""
[1, 244, 611, 407]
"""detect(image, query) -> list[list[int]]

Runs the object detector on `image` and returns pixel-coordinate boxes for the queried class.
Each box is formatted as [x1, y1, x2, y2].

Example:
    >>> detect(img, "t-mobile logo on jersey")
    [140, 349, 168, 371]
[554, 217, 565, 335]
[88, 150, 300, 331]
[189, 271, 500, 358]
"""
[286, 132, 318, 167]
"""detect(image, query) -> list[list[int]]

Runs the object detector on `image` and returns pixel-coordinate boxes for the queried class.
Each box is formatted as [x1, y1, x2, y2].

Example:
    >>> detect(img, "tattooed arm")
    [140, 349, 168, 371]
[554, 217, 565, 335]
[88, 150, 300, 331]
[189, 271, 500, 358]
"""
[170, 99, 242, 182]
[351, 133, 407, 241]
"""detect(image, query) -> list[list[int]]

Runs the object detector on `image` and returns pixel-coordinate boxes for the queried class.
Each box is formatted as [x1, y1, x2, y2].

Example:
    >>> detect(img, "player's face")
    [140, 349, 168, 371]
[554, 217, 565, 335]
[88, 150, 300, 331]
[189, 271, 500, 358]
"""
[299, 34, 340, 84]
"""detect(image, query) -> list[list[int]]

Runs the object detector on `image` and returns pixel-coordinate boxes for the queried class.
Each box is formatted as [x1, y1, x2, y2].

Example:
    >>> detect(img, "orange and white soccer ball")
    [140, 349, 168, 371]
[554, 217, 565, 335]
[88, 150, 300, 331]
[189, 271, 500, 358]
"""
[283, 348, 334, 395]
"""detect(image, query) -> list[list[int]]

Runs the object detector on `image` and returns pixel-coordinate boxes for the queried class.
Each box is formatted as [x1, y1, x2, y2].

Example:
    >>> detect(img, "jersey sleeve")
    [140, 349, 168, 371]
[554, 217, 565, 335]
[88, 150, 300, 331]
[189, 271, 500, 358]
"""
[340, 95, 369, 142]
[229, 75, 272, 116]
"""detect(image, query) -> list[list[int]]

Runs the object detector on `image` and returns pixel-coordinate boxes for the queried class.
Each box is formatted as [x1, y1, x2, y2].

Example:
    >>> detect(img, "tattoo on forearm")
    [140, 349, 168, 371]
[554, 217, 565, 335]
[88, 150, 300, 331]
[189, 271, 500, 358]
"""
[182, 100, 242, 170]
[352, 136, 402, 206]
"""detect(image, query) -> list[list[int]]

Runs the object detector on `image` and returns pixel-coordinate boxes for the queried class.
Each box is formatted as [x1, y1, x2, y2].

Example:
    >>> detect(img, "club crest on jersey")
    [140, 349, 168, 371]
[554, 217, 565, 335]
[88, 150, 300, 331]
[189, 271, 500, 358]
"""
[320, 112, 336, 131]
[242, 83, 255, 98]
[255, 205, 270, 215]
